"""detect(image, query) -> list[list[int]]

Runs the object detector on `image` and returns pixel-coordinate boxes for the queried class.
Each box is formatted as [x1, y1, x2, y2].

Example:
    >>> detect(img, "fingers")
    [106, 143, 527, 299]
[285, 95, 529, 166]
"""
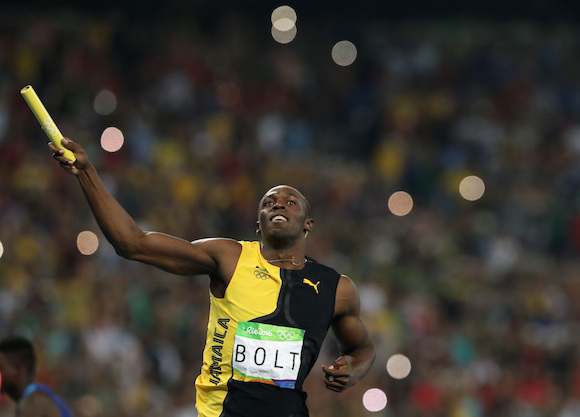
[49, 145, 74, 165]
[61, 137, 74, 150]
[322, 356, 353, 392]
[322, 364, 349, 392]
[47, 137, 75, 153]
[331, 356, 348, 368]
[48, 140, 77, 175]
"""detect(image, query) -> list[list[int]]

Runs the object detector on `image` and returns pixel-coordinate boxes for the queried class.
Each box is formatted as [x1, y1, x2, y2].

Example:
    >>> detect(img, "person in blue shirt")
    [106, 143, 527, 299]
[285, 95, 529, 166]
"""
[0, 336, 72, 417]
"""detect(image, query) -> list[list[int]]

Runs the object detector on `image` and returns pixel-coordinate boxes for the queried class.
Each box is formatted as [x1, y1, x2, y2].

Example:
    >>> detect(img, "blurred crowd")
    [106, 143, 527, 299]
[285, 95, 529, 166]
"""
[2, 4, 580, 417]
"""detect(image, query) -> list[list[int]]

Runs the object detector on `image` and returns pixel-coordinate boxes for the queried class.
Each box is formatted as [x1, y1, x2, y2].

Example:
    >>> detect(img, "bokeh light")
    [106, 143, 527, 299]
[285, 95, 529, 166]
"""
[331, 40, 357, 66]
[100, 127, 124, 152]
[362, 388, 388, 412]
[77, 231, 99, 255]
[273, 18, 296, 32]
[271, 5, 297, 26]
[94, 90, 117, 116]
[0, 240, 4, 258]
[459, 175, 485, 201]
[388, 191, 413, 216]
[272, 25, 297, 44]
[386, 353, 412, 379]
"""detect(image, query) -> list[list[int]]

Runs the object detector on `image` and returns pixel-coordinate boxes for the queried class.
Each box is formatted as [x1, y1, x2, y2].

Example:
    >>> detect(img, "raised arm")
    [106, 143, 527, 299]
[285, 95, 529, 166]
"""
[321, 275, 375, 392]
[49, 139, 240, 292]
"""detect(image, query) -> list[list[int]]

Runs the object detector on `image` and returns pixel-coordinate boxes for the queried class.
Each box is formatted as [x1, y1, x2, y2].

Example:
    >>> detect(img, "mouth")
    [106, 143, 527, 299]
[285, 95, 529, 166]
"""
[270, 215, 288, 222]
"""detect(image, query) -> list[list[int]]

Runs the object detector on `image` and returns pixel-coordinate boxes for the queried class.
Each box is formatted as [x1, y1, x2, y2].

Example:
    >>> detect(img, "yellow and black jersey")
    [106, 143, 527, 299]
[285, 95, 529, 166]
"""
[195, 241, 340, 417]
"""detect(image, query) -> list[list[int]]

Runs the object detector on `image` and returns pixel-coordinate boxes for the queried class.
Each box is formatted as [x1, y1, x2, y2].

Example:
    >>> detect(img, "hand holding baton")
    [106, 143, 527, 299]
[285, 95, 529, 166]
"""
[20, 85, 76, 162]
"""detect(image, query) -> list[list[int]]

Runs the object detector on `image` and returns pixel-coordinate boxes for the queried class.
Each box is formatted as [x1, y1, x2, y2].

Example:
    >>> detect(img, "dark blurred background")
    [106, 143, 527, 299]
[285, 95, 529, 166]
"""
[3, 1, 580, 416]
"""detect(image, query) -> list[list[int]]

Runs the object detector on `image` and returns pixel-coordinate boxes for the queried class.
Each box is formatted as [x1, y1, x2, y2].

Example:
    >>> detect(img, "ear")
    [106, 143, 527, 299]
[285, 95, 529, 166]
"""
[256, 221, 261, 235]
[304, 218, 314, 237]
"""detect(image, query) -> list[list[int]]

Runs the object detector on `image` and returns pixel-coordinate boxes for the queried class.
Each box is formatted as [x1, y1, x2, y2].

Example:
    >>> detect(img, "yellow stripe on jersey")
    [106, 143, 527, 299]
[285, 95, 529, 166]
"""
[195, 241, 283, 417]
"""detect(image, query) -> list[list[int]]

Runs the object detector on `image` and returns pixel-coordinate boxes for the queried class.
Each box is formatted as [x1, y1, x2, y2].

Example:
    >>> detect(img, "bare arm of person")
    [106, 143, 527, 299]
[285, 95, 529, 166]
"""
[49, 139, 241, 293]
[321, 275, 375, 392]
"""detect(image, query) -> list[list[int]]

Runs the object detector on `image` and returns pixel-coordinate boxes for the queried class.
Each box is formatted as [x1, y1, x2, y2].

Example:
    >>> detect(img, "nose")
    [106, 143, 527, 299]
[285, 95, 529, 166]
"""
[272, 201, 285, 210]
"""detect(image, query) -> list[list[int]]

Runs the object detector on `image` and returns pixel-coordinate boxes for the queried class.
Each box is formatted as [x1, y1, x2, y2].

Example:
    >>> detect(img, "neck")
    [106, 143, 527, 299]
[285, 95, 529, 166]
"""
[266, 256, 307, 266]
[261, 243, 307, 269]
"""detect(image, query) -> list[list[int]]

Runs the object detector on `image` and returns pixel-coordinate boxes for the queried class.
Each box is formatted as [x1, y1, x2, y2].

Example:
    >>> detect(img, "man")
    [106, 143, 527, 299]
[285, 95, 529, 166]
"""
[50, 138, 375, 417]
[0, 336, 72, 417]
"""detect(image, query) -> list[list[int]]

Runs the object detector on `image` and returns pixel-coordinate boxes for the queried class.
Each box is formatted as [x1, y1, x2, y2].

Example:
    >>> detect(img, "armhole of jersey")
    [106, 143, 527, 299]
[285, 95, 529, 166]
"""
[219, 240, 250, 300]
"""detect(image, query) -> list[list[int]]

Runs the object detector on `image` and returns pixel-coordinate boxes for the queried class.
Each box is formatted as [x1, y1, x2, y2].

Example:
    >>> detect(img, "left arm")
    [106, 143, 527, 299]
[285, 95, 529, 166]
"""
[322, 275, 375, 392]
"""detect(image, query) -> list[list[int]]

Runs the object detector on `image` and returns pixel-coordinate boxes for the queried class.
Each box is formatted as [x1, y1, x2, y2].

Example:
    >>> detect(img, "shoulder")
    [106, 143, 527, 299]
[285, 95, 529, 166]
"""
[237, 240, 261, 251]
[19, 390, 61, 417]
[190, 237, 242, 257]
[337, 275, 358, 297]
[191, 237, 242, 248]
[306, 257, 341, 279]
[334, 275, 361, 316]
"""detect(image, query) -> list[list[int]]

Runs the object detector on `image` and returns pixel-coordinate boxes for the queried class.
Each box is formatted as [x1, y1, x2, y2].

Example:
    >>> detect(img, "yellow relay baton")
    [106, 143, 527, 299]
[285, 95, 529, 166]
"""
[20, 85, 76, 162]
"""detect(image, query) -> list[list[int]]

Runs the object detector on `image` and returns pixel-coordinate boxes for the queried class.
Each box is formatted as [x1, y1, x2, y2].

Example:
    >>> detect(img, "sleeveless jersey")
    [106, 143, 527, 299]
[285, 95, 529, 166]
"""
[22, 383, 73, 417]
[195, 241, 340, 417]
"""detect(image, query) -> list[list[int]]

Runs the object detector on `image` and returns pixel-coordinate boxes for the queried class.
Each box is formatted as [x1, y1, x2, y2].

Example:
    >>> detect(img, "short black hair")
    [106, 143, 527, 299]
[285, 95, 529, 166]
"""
[0, 336, 36, 375]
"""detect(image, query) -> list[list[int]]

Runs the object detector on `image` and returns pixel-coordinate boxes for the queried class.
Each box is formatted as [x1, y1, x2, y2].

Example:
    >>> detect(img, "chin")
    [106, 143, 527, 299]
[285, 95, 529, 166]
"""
[265, 229, 295, 242]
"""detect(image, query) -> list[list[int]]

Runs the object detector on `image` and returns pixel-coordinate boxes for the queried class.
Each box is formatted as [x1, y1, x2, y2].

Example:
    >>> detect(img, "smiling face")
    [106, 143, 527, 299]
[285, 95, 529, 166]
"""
[256, 185, 313, 245]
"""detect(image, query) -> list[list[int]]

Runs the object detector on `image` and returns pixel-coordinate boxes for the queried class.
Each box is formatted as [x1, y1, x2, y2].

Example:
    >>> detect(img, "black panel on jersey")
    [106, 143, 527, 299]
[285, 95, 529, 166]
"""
[219, 257, 340, 417]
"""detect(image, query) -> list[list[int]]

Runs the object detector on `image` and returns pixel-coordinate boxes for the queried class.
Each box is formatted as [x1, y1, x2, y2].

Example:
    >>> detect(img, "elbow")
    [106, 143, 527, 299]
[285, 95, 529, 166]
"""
[114, 247, 132, 259]
[113, 245, 135, 260]
[357, 341, 376, 369]
[109, 231, 148, 260]
[359, 341, 376, 365]
[359, 343, 376, 379]
[112, 240, 141, 260]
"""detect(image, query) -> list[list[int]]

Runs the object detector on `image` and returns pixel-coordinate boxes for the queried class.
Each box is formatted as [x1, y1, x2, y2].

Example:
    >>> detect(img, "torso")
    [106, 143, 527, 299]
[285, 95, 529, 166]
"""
[195, 241, 340, 417]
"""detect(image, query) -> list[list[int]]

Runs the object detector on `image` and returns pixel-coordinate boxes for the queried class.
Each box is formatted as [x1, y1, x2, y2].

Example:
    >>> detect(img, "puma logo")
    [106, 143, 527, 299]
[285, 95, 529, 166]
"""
[303, 278, 320, 294]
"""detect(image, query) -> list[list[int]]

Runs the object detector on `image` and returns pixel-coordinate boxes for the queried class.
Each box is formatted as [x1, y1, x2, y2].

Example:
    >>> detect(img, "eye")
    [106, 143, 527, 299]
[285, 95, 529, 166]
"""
[264, 201, 273, 206]
[288, 200, 297, 205]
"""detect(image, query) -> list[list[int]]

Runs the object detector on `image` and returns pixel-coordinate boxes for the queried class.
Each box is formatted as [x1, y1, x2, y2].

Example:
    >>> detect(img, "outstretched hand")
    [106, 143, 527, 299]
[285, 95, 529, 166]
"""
[321, 355, 357, 392]
[49, 138, 89, 175]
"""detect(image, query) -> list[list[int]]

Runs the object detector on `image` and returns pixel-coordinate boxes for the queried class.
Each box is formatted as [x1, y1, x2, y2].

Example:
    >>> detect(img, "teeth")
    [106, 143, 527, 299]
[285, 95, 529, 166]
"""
[272, 215, 288, 222]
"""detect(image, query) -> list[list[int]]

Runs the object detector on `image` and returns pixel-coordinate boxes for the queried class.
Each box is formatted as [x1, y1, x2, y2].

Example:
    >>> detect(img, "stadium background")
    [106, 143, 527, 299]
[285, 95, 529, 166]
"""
[2, 1, 580, 416]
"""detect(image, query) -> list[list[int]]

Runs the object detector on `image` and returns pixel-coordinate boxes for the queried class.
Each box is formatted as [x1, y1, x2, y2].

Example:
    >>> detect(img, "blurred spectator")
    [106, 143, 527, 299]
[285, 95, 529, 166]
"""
[2, 4, 580, 416]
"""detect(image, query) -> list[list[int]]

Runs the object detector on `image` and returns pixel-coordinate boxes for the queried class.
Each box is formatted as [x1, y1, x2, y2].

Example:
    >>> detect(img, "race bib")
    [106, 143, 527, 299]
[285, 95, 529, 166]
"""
[232, 322, 305, 389]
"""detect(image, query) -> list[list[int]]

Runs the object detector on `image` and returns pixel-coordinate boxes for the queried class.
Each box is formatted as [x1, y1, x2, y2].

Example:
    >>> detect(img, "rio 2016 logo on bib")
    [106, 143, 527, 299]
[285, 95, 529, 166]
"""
[233, 322, 305, 389]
